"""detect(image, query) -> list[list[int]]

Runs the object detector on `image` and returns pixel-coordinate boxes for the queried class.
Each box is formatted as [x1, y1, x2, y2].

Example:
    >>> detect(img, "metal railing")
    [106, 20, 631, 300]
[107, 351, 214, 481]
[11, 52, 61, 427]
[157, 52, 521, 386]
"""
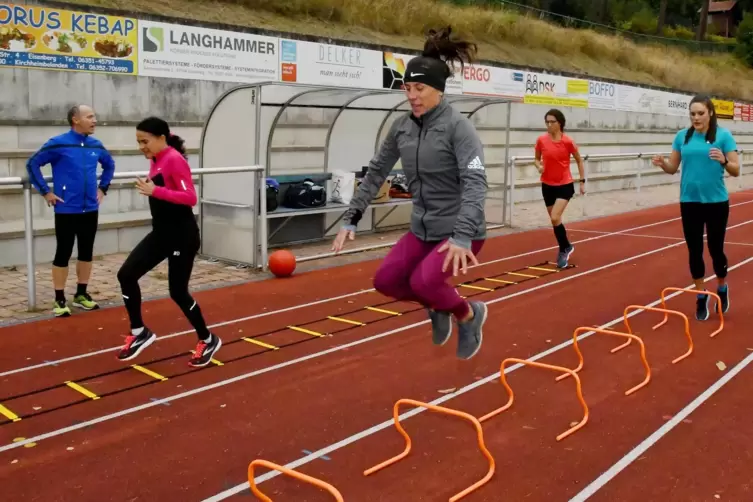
[2, 148, 750, 311]
[507, 149, 747, 226]
[1, 166, 263, 312]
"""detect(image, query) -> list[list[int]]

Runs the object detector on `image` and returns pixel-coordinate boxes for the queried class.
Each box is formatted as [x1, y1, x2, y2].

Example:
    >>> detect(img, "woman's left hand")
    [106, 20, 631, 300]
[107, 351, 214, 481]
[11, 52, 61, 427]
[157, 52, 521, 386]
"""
[579, 181, 586, 195]
[709, 148, 726, 164]
[438, 240, 479, 276]
[136, 177, 155, 196]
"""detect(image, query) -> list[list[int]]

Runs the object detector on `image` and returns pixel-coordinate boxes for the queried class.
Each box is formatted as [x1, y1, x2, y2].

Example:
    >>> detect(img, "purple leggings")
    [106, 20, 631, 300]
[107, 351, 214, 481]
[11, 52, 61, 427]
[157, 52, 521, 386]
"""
[373, 232, 485, 319]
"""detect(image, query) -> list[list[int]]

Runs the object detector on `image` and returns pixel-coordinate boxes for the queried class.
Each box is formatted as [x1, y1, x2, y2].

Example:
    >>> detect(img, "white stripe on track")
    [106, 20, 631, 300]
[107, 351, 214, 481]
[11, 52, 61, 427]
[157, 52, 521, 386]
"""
[201, 246, 753, 500]
[5, 199, 753, 377]
[4, 219, 752, 460]
[568, 349, 753, 501]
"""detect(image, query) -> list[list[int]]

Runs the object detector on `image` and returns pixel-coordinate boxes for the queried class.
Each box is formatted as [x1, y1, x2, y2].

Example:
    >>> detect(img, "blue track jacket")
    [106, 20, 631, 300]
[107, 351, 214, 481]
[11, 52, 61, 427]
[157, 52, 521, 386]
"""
[26, 130, 116, 214]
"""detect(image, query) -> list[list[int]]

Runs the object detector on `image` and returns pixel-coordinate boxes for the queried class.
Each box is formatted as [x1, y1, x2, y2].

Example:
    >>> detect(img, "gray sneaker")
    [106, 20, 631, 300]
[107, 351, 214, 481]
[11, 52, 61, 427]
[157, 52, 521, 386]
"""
[456, 301, 487, 360]
[557, 245, 574, 268]
[428, 309, 452, 345]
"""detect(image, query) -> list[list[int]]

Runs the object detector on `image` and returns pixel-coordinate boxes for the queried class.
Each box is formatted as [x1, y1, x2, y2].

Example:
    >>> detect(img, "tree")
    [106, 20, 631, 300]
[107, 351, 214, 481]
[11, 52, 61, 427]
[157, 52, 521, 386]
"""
[656, 0, 669, 34]
[736, 11, 753, 66]
[696, 0, 709, 40]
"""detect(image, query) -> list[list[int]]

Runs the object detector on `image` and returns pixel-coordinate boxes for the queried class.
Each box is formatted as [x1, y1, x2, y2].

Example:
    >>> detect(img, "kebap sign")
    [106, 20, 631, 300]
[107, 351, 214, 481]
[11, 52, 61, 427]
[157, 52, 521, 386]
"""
[138, 20, 278, 83]
[0, 4, 137, 74]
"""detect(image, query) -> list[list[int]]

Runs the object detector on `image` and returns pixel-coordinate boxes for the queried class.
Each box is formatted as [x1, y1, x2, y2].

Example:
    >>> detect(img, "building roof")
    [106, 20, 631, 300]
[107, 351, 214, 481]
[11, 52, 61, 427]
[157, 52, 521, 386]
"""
[708, 1, 738, 13]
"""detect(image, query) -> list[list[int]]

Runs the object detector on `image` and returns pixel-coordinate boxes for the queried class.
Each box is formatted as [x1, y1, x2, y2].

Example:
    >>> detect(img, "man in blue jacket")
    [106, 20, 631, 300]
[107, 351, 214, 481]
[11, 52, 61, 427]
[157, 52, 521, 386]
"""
[26, 105, 115, 317]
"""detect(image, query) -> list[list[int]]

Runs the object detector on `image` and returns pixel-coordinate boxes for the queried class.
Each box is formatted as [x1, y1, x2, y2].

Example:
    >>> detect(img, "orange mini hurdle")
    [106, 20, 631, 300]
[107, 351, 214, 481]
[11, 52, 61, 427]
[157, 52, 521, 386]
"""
[620, 305, 693, 364]
[363, 398, 495, 502]
[656, 287, 724, 338]
[479, 358, 589, 442]
[556, 326, 651, 396]
[248, 459, 344, 501]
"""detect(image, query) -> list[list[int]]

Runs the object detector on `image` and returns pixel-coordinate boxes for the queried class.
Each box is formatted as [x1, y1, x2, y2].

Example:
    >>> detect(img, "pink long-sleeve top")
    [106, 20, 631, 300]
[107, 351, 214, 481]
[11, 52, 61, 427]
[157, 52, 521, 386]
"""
[146, 146, 198, 235]
[150, 146, 197, 206]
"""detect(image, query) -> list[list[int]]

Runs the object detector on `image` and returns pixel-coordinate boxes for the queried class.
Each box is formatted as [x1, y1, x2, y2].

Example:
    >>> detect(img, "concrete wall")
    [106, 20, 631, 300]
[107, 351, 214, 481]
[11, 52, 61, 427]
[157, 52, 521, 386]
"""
[3, 63, 753, 267]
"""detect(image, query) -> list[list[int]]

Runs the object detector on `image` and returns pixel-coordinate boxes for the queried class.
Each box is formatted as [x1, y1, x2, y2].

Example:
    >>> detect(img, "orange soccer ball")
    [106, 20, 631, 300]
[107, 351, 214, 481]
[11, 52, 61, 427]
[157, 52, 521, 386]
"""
[268, 249, 296, 277]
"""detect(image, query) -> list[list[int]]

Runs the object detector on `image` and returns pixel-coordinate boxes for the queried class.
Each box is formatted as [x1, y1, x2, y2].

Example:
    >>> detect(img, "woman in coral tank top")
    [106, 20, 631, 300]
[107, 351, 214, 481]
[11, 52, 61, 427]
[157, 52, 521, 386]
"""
[534, 108, 585, 268]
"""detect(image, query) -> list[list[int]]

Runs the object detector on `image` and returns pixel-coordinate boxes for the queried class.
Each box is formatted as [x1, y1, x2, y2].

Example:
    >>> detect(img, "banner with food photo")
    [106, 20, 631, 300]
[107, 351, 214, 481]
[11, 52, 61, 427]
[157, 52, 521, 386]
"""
[0, 4, 138, 75]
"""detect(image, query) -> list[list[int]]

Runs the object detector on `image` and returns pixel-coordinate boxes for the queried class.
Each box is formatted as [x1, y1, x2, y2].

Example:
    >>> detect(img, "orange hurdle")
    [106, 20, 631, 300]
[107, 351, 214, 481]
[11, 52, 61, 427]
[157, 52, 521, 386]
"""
[619, 305, 693, 364]
[555, 327, 651, 396]
[655, 287, 724, 338]
[363, 398, 495, 502]
[479, 358, 589, 441]
[248, 459, 344, 502]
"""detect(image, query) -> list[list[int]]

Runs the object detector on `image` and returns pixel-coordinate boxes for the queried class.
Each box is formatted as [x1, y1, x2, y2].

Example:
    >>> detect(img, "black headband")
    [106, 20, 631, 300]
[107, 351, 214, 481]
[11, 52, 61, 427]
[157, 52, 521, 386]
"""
[403, 56, 449, 92]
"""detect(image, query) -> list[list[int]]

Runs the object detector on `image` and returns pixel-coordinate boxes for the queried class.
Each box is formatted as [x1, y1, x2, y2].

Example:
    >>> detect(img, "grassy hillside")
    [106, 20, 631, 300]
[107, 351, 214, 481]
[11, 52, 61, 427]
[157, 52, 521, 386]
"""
[65, 0, 753, 101]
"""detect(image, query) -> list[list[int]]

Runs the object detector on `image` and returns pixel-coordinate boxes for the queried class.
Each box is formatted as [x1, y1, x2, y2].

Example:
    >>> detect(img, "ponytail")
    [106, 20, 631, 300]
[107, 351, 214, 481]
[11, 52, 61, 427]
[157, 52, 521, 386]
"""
[166, 134, 187, 157]
[422, 26, 477, 76]
[136, 116, 187, 158]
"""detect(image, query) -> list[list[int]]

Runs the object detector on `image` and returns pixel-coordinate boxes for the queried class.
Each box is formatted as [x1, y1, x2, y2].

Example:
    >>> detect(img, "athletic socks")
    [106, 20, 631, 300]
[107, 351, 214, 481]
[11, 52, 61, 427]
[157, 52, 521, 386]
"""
[55, 289, 66, 303]
[76, 283, 88, 296]
[131, 327, 145, 336]
[718, 284, 728, 293]
[553, 223, 571, 251]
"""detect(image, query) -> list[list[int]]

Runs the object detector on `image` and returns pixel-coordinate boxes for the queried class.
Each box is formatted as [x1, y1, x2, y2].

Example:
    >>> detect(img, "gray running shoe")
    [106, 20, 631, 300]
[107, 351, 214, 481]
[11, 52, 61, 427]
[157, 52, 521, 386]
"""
[557, 245, 575, 268]
[456, 301, 487, 360]
[428, 309, 452, 345]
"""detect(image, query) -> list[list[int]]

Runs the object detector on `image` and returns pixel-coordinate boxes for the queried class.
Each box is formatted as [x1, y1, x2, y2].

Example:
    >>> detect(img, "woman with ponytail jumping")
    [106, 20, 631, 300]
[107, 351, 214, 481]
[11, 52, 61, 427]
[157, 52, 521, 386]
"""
[332, 26, 488, 360]
[116, 117, 221, 367]
[652, 95, 739, 321]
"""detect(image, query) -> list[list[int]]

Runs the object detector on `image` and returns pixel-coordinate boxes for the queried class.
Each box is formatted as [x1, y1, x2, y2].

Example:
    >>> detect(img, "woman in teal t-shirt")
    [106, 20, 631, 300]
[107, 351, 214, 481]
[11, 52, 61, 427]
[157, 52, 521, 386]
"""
[652, 94, 740, 321]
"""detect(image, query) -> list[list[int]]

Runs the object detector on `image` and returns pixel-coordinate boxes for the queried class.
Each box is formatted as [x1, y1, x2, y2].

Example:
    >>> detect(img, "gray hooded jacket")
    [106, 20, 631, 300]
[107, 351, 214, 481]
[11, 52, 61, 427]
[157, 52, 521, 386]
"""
[343, 99, 487, 249]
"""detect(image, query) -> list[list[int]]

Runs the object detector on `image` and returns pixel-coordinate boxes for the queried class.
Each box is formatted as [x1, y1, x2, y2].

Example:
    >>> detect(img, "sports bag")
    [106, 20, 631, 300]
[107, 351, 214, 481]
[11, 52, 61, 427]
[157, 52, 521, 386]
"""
[282, 179, 327, 209]
[266, 178, 279, 212]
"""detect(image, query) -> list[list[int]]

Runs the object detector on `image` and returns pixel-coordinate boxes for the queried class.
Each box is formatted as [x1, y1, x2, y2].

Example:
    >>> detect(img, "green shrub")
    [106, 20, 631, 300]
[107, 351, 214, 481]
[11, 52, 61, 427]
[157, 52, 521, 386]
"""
[735, 11, 753, 66]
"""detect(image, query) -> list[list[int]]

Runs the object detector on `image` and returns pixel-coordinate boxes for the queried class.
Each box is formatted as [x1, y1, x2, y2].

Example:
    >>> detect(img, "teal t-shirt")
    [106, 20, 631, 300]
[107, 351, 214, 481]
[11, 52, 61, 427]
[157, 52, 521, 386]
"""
[672, 126, 736, 203]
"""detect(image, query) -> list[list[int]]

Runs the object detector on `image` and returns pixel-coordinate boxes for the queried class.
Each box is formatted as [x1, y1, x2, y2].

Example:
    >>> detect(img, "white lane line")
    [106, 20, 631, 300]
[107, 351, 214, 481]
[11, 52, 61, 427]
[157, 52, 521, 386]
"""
[202, 260, 753, 500]
[4, 220, 751, 458]
[5, 203, 749, 378]
[570, 229, 684, 241]
[570, 229, 753, 247]
[568, 349, 753, 501]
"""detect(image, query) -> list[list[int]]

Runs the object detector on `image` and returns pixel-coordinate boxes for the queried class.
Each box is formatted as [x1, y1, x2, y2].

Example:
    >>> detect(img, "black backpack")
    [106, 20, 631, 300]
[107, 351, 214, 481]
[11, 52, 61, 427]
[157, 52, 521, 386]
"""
[266, 179, 279, 212]
[282, 179, 326, 209]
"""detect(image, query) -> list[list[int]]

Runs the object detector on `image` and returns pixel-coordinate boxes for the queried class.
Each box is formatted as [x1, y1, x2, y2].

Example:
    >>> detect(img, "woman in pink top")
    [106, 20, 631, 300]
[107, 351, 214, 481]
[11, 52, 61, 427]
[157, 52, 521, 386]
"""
[116, 117, 221, 368]
[534, 108, 585, 268]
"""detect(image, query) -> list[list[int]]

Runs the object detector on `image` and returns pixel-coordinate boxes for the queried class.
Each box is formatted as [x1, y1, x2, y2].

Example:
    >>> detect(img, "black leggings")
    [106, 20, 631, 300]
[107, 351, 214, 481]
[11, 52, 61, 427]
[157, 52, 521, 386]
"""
[117, 230, 210, 340]
[680, 201, 729, 280]
[53, 211, 98, 267]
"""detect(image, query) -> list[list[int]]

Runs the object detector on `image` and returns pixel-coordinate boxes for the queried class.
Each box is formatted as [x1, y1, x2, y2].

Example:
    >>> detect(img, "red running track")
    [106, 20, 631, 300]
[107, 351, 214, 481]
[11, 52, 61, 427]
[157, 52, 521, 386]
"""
[1, 193, 753, 502]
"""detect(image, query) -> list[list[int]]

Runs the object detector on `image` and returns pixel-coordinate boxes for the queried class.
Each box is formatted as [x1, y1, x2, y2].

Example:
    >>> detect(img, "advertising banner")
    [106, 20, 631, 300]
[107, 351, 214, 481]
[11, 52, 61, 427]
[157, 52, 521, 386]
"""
[279, 39, 382, 89]
[735, 102, 752, 121]
[522, 72, 589, 108]
[661, 91, 691, 117]
[382, 51, 463, 94]
[712, 98, 734, 120]
[461, 64, 525, 100]
[613, 85, 663, 114]
[0, 4, 137, 74]
[138, 20, 278, 83]
[587, 80, 618, 110]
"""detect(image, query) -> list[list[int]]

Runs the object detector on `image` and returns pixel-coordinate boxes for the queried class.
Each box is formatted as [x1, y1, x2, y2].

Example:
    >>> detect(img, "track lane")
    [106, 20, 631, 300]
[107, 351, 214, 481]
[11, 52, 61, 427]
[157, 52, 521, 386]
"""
[0, 231, 691, 434]
[2, 229, 751, 501]
[230, 246, 753, 502]
[3, 208, 717, 397]
[6, 194, 753, 376]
